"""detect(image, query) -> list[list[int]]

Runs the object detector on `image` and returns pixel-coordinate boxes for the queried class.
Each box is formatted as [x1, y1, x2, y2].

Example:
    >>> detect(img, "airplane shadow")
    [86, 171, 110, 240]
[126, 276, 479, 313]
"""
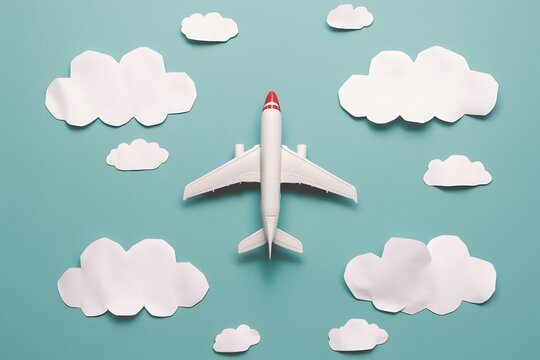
[281, 183, 358, 210]
[181, 170, 357, 281]
[181, 182, 357, 209]
[236, 246, 302, 264]
[235, 246, 303, 283]
[181, 183, 260, 207]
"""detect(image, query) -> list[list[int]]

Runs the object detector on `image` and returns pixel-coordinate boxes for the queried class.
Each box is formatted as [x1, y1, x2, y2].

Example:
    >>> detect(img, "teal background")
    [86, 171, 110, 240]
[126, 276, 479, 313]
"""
[1, 0, 538, 358]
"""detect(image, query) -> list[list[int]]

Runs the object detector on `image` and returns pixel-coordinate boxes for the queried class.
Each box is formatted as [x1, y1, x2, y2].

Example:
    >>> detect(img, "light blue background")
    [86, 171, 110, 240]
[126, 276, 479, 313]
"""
[1, 0, 538, 358]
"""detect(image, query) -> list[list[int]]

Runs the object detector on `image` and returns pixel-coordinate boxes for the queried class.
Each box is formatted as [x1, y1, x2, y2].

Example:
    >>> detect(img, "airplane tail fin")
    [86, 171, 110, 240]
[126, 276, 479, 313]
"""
[238, 229, 266, 253]
[237, 228, 303, 258]
[274, 229, 303, 254]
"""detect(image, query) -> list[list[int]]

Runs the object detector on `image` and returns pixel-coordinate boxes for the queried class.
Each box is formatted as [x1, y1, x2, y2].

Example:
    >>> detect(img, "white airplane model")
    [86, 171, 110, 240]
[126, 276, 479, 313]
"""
[184, 91, 357, 258]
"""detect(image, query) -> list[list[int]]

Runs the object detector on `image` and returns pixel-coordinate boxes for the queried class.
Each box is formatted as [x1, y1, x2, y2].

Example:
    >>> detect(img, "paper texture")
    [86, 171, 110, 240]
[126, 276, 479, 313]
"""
[339, 46, 498, 124]
[424, 155, 492, 187]
[329, 319, 388, 352]
[46, 47, 197, 127]
[106, 139, 169, 171]
[327, 4, 373, 30]
[213, 325, 260, 353]
[344, 235, 496, 315]
[181, 13, 238, 42]
[57, 238, 209, 317]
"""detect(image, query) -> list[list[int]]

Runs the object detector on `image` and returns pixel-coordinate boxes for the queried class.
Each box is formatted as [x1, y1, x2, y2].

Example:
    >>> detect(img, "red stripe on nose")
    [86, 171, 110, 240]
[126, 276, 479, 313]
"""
[262, 91, 280, 111]
[265, 91, 279, 105]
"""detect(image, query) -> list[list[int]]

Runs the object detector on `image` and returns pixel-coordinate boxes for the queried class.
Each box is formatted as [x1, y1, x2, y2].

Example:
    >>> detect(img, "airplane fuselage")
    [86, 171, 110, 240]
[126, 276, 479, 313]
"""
[260, 105, 282, 250]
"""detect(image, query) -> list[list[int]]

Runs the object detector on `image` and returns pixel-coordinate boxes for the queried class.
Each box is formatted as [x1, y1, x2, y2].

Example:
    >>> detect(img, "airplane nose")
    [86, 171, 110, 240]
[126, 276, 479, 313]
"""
[262, 91, 280, 111]
[265, 91, 279, 105]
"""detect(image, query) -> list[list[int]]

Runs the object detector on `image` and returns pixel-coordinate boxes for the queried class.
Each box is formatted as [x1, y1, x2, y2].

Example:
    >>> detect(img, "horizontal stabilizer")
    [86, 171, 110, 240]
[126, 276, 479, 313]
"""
[274, 229, 303, 253]
[238, 229, 266, 253]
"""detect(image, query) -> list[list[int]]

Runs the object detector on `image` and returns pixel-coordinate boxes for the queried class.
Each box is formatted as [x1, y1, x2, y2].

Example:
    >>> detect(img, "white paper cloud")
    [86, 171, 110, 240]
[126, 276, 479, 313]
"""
[46, 47, 197, 127]
[339, 46, 498, 124]
[327, 4, 373, 30]
[344, 235, 496, 315]
[57, 238, 209, 317]
[424, 155, 492, 187]
[181, 13, 238, 42]
[328, 319, 388, 352]
[213, 324, 260, 353]
[106, 139, 169, 171]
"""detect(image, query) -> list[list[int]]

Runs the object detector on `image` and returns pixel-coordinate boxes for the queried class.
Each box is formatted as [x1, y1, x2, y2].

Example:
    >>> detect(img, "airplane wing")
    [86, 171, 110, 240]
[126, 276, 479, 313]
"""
[183, 145, 261, 200]
[280, 146, 358, 202]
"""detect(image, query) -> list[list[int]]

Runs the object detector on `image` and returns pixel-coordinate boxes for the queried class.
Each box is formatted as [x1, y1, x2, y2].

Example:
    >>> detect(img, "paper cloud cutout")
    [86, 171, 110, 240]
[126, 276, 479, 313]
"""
[424, 155, 492, 187]
[328, 319, 388, 352]
[181, 13, 238, 42]
[213, 324, 260, 353]
[339, 46, 498, 124]
[46, 47, 197, 127]
[57, 238, 209, 317]
[106, 139, 169, 171]
[327, 4, 373, 30]
[344, 235, 496, 315]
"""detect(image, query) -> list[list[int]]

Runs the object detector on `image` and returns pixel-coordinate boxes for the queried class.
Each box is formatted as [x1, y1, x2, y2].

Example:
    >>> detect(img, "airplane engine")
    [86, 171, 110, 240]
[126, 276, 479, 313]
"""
[235, 144, 245, 157]
[297, 144, 307, 159]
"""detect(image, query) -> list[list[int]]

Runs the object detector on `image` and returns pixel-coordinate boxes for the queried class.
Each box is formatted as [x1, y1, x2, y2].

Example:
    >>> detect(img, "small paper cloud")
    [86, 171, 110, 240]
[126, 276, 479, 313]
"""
[339, 46, 498, 124]
[344, 235, 496, 315]
[106, 139, 169, 171]
[328, 319, 388, 352]
[46, 47, 197, 127]
[57, 238, 209, 317]
[327, 4, 373, 30]
[181, 13, 238, 42]
[424, 155, 492, 187]
[213, 324, 260, 353]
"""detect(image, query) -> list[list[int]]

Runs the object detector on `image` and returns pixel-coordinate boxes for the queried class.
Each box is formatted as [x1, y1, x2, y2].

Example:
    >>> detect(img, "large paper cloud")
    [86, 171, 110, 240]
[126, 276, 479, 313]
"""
[181, 13, 238, 42]
[344, 235, 496, 315]
[327, 4, 373, 30]
[106, 139, 169, 171]
[213, 324, 260, 353]
[339, 46, 498, 124]
[328, 319, 388, 352]
[46, 47, 197, 127]
[424, 155, 492, 187]
[57, 238, 209, 317]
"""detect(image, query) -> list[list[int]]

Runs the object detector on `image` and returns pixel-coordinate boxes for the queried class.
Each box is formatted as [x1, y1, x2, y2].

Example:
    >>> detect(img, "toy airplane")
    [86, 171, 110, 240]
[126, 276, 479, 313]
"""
[183, 91, 357, 258]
